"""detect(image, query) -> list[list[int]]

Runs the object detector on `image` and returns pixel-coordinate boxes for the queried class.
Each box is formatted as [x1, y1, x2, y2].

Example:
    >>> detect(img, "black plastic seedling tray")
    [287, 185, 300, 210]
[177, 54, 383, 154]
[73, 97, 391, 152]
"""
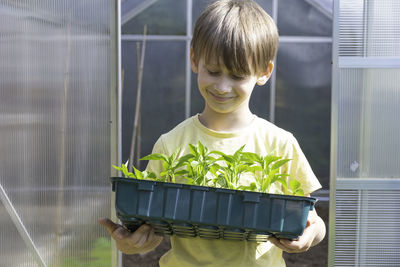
[111, 177, 317, 242]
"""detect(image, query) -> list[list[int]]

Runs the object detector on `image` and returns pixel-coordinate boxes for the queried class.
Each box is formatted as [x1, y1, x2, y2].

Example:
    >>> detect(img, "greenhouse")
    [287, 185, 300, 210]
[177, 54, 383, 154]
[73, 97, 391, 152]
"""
[0, 0, 399, 266]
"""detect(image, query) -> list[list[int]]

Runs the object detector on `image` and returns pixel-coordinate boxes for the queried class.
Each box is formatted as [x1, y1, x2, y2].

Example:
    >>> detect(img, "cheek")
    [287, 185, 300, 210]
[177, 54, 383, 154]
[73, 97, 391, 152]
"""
[236, 85, 255, 99]
[197, 73, 213, 88]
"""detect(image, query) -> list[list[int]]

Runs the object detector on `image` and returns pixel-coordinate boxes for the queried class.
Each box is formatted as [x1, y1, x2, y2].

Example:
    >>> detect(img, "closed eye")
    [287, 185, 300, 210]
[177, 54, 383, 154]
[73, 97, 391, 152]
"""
[230, 74, 246, 80]
[207, 70, 221, 76]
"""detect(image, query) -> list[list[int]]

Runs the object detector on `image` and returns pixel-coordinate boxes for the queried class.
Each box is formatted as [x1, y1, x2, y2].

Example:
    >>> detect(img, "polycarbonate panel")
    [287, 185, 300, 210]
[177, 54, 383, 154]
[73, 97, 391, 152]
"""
[335, 190, 400, 266]
[339, 0, 400, 56]
[0, 1, 113, 266]
[278, 0, 332, 36]
[276, 42, 332, 188]
[121, 41, 186, 166]
[0, 201, 38, 267]
[332, 0, 400, 266]
[337, 68, 400, 178]
[122, 0, 186, 35]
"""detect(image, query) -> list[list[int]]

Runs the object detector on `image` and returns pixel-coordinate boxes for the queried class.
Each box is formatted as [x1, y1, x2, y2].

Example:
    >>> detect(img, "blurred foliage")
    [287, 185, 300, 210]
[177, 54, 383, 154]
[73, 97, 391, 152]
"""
[61, 237, 111, 267]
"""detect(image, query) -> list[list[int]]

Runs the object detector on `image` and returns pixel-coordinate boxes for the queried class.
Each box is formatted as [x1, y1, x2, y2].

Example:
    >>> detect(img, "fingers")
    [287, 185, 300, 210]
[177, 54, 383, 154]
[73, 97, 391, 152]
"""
[269, 236, 307, 253]
[98, 217, 120, 235]
[98, 218, 162, 254]
[269, 224, 314, 253]
[98, 218, 134, 241]
[131, 224, 152, 247]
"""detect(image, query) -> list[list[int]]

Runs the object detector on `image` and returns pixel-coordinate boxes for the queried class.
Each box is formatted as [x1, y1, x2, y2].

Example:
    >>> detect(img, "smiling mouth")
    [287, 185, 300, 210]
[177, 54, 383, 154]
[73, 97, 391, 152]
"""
[208, 90, 234, 102]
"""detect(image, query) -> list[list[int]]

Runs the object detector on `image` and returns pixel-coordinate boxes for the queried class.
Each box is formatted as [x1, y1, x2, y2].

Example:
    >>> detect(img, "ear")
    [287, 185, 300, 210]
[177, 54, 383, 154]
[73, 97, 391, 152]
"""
[256, 61, 274, 86]
[190, 48, 198, 73]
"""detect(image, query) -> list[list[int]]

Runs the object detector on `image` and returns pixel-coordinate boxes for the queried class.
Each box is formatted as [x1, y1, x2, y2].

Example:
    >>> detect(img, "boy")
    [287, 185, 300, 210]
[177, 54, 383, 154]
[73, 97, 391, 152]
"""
[99, 0, 326, 266]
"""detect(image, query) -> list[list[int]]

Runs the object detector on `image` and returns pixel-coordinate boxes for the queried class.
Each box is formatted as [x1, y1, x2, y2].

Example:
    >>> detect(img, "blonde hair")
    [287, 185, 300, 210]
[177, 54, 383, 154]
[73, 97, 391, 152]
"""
[191, 0, 279, 75]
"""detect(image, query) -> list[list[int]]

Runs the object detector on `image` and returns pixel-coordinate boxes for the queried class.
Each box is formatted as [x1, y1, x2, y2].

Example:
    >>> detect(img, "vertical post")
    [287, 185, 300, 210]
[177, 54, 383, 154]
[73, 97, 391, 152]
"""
[328, 0, 339, 266]
[269, 0, 279, 123]
[110, 0, 122, 266]
[53, 17, 71, 266]
[185, 0, 193, 119]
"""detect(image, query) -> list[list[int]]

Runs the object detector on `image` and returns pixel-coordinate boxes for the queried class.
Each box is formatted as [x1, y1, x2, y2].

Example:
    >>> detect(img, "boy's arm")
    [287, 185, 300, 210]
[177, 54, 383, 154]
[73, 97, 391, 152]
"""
[98, 218, 163, 254]
[268, 197, 326, 253]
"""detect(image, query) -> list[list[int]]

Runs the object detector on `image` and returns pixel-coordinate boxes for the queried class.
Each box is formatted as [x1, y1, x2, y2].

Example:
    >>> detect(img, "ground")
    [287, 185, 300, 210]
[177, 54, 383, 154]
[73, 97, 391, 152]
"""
[123, 201, 329, 267]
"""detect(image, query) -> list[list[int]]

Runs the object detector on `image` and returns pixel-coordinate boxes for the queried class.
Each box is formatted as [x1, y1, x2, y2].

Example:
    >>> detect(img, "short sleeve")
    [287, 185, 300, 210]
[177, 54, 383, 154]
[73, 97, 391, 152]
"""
[282, 134, 322, 195]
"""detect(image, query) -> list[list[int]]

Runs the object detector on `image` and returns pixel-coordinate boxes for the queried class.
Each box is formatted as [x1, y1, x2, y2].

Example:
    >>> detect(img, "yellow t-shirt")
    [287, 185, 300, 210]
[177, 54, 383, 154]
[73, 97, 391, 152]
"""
[146, 114, 322, 267]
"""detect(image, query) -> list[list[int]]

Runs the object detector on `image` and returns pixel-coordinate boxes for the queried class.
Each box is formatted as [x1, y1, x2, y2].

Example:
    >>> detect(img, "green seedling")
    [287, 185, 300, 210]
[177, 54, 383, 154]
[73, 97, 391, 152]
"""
[113, 143, 305, 196]
[212, 145, 254, 190]
[180, 141, 220, 186]
[140, 148, 189, 183]
[287, 179, 305, 196]
[241, 152, 304, 196]
[112, 160, 157, 180]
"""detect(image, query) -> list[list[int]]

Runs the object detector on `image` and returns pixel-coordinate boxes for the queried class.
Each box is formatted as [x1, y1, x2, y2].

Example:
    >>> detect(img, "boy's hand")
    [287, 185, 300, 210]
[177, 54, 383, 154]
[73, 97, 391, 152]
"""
[98, 218, 163, 254]
[268, 208, 326, 253]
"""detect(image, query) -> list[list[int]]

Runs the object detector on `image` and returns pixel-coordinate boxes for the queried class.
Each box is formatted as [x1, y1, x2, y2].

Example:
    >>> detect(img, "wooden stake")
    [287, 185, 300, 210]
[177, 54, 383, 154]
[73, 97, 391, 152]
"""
[54, 20, 70, 266]
[129, 25, 147, 171]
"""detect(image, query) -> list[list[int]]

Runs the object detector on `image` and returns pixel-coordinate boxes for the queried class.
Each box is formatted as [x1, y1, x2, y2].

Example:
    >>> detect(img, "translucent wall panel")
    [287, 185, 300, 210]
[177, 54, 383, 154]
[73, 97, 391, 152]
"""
[339, 0, 400, 57]
[337, 68, 400, 178]
[121, 41, 186, 166]
[0, 1, 113, 266]
[278, 0, 332, 36]
[248, 81, 272, 120]
[335, 190, 400, 266]
[122, 0, 186, 35]
[0, 201, 37, 267]
[276, 42, 332, 188]
[331, 0, 400, 266]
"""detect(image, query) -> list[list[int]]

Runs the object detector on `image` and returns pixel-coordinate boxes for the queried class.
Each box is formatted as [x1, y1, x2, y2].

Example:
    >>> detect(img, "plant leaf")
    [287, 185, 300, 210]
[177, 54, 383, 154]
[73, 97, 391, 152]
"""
[275, 177, 288, 190]
[294, 188, 305, 196]
[140, 153, 168, 162]
[245, 182, 258, 191]
[271, 159, 291, 170]
[241, 152, 261, 163]
[183, 177, 195, 184]
[178, 154, 194, 164]
[209, 164, 220, 176]
[198, 141, 205, 155]
[133, 166, 143, 179]
[220, 154, 234, 164]
[188, 144, 198, 156]
[144, 171, 157, 180]
[112, 165, 123, 172]
[233, 145, 246, 160]
[175, 169, 188, 176]
[236, 164, 249, 173]
[289, 179, 301, 191]
[264, 155, 281, 167]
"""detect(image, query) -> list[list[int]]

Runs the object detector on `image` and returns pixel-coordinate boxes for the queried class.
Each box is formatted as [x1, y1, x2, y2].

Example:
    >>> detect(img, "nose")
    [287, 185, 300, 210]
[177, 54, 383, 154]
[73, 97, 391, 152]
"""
[214, 76, 232, 94]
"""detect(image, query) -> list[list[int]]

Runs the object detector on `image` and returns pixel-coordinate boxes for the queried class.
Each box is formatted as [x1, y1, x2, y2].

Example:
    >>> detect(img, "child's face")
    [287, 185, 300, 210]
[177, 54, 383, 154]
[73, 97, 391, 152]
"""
[191, 51, 272, 116]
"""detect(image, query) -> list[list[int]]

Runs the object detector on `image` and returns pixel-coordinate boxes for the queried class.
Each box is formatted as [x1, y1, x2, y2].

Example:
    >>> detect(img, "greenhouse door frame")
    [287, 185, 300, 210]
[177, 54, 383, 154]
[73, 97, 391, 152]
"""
[329, 0, 400, 266]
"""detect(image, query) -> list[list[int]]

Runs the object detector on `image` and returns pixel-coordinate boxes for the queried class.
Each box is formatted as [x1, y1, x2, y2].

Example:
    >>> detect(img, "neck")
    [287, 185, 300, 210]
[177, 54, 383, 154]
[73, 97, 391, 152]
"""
[198, 107, 254, 132]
